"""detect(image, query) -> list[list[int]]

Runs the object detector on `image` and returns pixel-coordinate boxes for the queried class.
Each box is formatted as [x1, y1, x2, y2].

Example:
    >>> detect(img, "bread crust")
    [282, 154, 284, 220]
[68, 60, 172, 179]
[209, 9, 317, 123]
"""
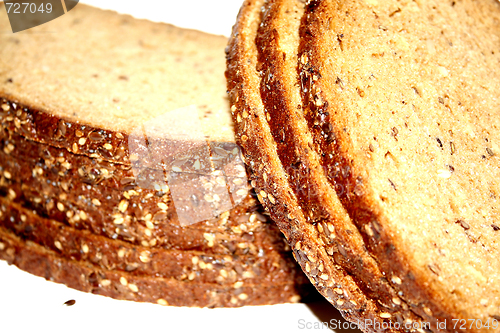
[0, 197, 306, 286]
[0, 227, 310, 307]
[0, 131, 288, 255]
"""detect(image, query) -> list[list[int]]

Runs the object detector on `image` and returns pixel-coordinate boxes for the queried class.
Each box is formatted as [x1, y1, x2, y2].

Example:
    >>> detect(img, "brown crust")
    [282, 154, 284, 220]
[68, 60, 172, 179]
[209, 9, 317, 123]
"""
[0, 227, 311, 307]
[0, 128, 290, 255]
[0, 197, 307, 286]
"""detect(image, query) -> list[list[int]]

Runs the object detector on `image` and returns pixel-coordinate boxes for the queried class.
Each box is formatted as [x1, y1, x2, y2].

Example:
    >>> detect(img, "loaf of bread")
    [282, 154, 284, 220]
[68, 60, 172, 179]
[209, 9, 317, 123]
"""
[0, 3, 313, 307]
[227, 0, 500, 330]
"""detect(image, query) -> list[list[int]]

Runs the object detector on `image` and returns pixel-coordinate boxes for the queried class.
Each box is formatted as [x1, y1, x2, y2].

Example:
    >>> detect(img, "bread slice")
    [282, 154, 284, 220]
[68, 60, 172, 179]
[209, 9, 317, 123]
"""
[0, 197, 305, 286]
[227, 0, 500, 330]
[1, 131, 288, 255]
[0, 227, 309, 307]
[0, 3, 233, 162]
[0, 3, 314, 306]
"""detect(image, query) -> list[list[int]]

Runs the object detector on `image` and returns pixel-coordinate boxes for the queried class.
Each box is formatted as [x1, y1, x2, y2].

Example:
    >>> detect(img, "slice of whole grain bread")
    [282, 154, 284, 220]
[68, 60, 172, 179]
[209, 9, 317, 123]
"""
[227, 0, 500, 330]
[0, 3, 315, 307]
[0, 226, 309, 307]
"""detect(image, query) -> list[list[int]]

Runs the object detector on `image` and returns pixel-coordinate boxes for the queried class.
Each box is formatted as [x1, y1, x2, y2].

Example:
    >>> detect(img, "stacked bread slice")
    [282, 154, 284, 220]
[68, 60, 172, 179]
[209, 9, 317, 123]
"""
[0, 3, 313, 307]
[227, 0, 500, 331]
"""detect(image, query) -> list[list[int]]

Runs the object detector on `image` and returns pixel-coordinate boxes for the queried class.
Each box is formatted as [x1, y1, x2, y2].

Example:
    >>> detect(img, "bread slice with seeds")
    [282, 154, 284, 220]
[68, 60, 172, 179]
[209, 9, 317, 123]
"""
[1, 131, 289, 255]
[0, 197, 306, 286]
[0, 227, 309, 307]
[0, 2, 233, 164]
[0, 3, 314, 306]
[227, 0, 500, 330]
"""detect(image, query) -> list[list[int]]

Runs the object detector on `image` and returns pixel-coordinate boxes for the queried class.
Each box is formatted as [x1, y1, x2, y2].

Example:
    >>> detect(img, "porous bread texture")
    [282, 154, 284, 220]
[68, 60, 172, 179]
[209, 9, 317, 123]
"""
[0, 227, 308, 307]
[0, 3, 232, 142]
[227, 0, 500, 331]
[300, 0, 500, 329]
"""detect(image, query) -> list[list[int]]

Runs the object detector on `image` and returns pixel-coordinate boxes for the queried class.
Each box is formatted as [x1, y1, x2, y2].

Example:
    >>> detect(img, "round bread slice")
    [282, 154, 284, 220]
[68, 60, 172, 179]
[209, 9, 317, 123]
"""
[227, 0, 500, 330]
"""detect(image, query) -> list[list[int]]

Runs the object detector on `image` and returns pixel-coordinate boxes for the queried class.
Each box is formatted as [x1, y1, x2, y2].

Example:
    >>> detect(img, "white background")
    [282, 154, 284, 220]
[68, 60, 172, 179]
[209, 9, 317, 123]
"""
[0, 1, 360, 333]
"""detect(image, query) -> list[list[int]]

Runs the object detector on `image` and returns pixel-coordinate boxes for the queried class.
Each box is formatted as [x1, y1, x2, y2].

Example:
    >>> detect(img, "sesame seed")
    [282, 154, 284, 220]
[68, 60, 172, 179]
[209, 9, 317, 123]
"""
[1, 104, 9, 111]
[188, 272, 196, 280]
[145, 221, 154, 230]
[233, 281, 244, 288]
[320, 274, 329, 280]
[54, 241, 63, 250]
[236, 189, 247, 197]
[241, 135, 248, 142]
[141, 240, 149, 247]
[20, 215, 26, 222]
[199, 261, 207, 269]
[57, 203, 65, 211]
[120, 277, 128, 286]
[220, 269, 228, 278]
[117, 248, 126, 258]
[305, 262, 311, 272]
[230, 297, 238, 305]
[128, 284, 138, 292]
[139, 251, 150, 263]
[7, 189, 16, 199]
[392, 297, 401, 305]
[3, 171, 11, 179]
[72, 143, 78, 153]
[268, 193, 275, 204]
[0, 242, 5, 251]
[157, 299, 168, 306]
[392, 276, 402, 285]
[103, 143, 113, 150]
[78, 138, 86, 145]
[423, 307, 432, 316]
[92, 198, 101, 206]
[334, 288, 343, 295]
[157, 202, 168, 210]
[437, 169, 452, 178]
[82, 244, 89, 254]
[380, 312, 391, 319]
[259, 190, 267, 198]
[79, 211, 87, 220]
[100, 279, 111, 287]
[336, 299, 344, 306]
[238, 293, 248, 300]
[118, 200, 128, 213]
[144, 229, 152, 237]
[290, 295, 301, 303]
[113, 217, 124, 225]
